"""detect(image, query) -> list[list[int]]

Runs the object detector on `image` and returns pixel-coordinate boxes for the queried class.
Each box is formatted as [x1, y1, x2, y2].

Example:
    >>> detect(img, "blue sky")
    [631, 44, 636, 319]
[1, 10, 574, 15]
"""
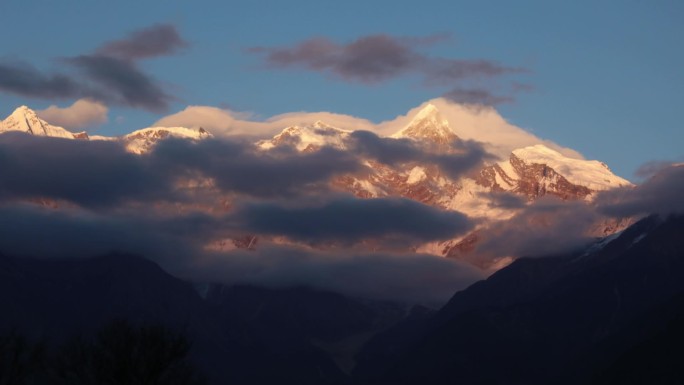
[0, 0, 682, 179]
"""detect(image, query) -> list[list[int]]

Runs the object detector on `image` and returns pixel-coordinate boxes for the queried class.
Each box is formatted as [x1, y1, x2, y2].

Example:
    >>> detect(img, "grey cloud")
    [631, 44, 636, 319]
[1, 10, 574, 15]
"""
[233, 197, 473, 244]
[248, 35, 423, 83]
[248, 34, 524, 102]
[484, 191, 527, 209]
[0, 133, 176, 207]
[427, 59, 524, 84]
[346, 130, 494, 179]
[0, 24, 185, 112]
[97, 23, 188, 60]
[0, 135, 365, 206]
[190, 245, 484, 305]
[0, 202, 483, 304]
[0, 61, 92, 100]
[0, 205, 201, 261]
[597, 164, 684, 217]
[152, 138, 362, 198]
[442, 87, 514, 106]
[66, 55, 173, 112]
[472, 197, 600, 262]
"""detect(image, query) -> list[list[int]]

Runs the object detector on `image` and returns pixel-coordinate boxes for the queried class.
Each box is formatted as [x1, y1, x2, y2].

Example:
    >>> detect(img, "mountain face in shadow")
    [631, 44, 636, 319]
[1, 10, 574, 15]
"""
[0, 253, 414, 385]
[357, 214, 684, 384]
[2, 214, 683, 384]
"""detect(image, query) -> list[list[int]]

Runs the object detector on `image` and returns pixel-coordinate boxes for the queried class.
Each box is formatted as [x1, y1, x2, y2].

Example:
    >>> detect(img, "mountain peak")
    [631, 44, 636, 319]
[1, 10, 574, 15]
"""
[413, 103, 440, 120]
[10, 105, 39, 120]
[391, 103, 459, 144]
[312, 120, 329, 129]
[1, 105, 77, 139]
[508, 144, 632, 191]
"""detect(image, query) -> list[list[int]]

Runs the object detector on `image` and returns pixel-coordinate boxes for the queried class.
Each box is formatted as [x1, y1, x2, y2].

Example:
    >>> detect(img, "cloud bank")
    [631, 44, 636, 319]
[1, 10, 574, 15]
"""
[37, 99, 108, 129]
[0, 126, 680, 303]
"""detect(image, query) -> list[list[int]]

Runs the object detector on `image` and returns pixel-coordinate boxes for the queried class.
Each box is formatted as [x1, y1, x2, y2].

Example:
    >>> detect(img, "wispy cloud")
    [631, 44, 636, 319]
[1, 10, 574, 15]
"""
[248, 34, 525, 106]
[64, 55, 174, 112]
[442, 88, 513, 107]
[96, 23, 188, 60]
[0, 24, 185, 112]
[0, 61, 88, 100]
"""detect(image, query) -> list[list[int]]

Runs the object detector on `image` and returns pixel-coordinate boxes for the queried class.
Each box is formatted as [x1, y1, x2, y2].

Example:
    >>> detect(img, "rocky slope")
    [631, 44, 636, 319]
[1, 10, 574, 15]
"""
[258, 103, 632, 260]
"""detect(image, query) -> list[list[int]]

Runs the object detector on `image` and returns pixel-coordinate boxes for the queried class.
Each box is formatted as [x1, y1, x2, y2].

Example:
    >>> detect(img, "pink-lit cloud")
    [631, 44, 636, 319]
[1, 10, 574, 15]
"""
[37, 98, 108, 130]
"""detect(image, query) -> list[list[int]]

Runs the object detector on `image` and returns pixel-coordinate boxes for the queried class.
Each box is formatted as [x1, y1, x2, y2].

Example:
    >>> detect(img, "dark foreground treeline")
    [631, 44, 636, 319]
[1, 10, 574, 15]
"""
[1, 214, 684, 384]
[0, 320, 205, 385]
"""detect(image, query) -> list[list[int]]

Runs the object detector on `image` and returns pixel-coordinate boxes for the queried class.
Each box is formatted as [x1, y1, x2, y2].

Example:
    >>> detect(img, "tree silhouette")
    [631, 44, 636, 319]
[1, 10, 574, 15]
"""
[49, 320, 205, 385]
[0, 331, 47, 385]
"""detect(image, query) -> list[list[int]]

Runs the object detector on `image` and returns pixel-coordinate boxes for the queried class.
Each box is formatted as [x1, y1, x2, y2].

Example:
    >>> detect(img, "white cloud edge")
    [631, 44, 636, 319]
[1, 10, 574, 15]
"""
[154, 97, 585, 160]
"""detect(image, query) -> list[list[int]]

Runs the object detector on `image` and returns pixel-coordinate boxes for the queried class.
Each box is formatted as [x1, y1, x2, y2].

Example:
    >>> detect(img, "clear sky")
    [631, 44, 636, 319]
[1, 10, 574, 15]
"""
[0, 0, 682, 179]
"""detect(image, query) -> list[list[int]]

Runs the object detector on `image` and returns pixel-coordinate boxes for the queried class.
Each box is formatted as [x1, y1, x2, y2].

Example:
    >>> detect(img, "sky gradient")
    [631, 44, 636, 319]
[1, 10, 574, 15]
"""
[0, 0, 682, 179]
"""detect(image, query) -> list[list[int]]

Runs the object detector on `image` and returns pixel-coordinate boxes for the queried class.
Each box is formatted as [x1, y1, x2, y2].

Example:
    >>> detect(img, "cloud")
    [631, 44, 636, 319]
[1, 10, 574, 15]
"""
[0, 134, 364, 206]
[248, 35, 421, 83]
[154, 105, 240, 132]
[233, 197, 473, 244]
[0, 61, 88, 100]
[65, 55, 173, 112]
[0, 205, 188, 260]
[97, 23, 188, 60]
[190, 245, 484, 304]
[442, 88, 513, 106]
[379, 99, 586, 160]
[248, 34, 524, 105]
[462, 163, 684, 266]
[0, 201, 482, 304]
[345, 130, 494, 179]
[0, 24, 185, 112]
[152, 138, 362, 198]
[0, 133, 176, 207]
[472, 197, 600, 263]
[597, 164, 684, 217]
[154, 98, 585, 165]
[36, 98, 108, 129]
[154, 105, 376, 138]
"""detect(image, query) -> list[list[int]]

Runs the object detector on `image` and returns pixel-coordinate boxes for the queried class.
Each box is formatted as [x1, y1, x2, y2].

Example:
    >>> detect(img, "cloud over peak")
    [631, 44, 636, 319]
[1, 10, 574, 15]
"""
[37, 98, 108, 130]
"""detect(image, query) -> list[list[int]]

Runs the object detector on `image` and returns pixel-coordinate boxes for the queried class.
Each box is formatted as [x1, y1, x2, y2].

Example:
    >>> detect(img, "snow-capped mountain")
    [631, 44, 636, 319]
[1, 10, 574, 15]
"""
[257, 120, 350, 152]
[390, 103, 459, 145]
[123, 126, 213, 154]
[0, 106, 213, 153]
[0, 104, 634, 262]
[0, 106, 89, 139]
[259, 103, 634, 259]
[477, 144, 631, 200]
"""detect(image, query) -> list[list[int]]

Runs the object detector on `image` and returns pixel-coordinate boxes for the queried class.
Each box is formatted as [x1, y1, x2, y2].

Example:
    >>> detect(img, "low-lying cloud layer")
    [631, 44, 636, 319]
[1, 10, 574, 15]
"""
[235, 198, 472, 244]
[0, 127, 681, 303]
[0, 132, 486, 303]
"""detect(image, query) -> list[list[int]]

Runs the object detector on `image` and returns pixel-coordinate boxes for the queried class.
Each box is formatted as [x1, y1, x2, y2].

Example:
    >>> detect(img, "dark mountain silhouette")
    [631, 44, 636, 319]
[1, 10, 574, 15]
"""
[356, 214, 684, 384]
[0, 253, 411, 384]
